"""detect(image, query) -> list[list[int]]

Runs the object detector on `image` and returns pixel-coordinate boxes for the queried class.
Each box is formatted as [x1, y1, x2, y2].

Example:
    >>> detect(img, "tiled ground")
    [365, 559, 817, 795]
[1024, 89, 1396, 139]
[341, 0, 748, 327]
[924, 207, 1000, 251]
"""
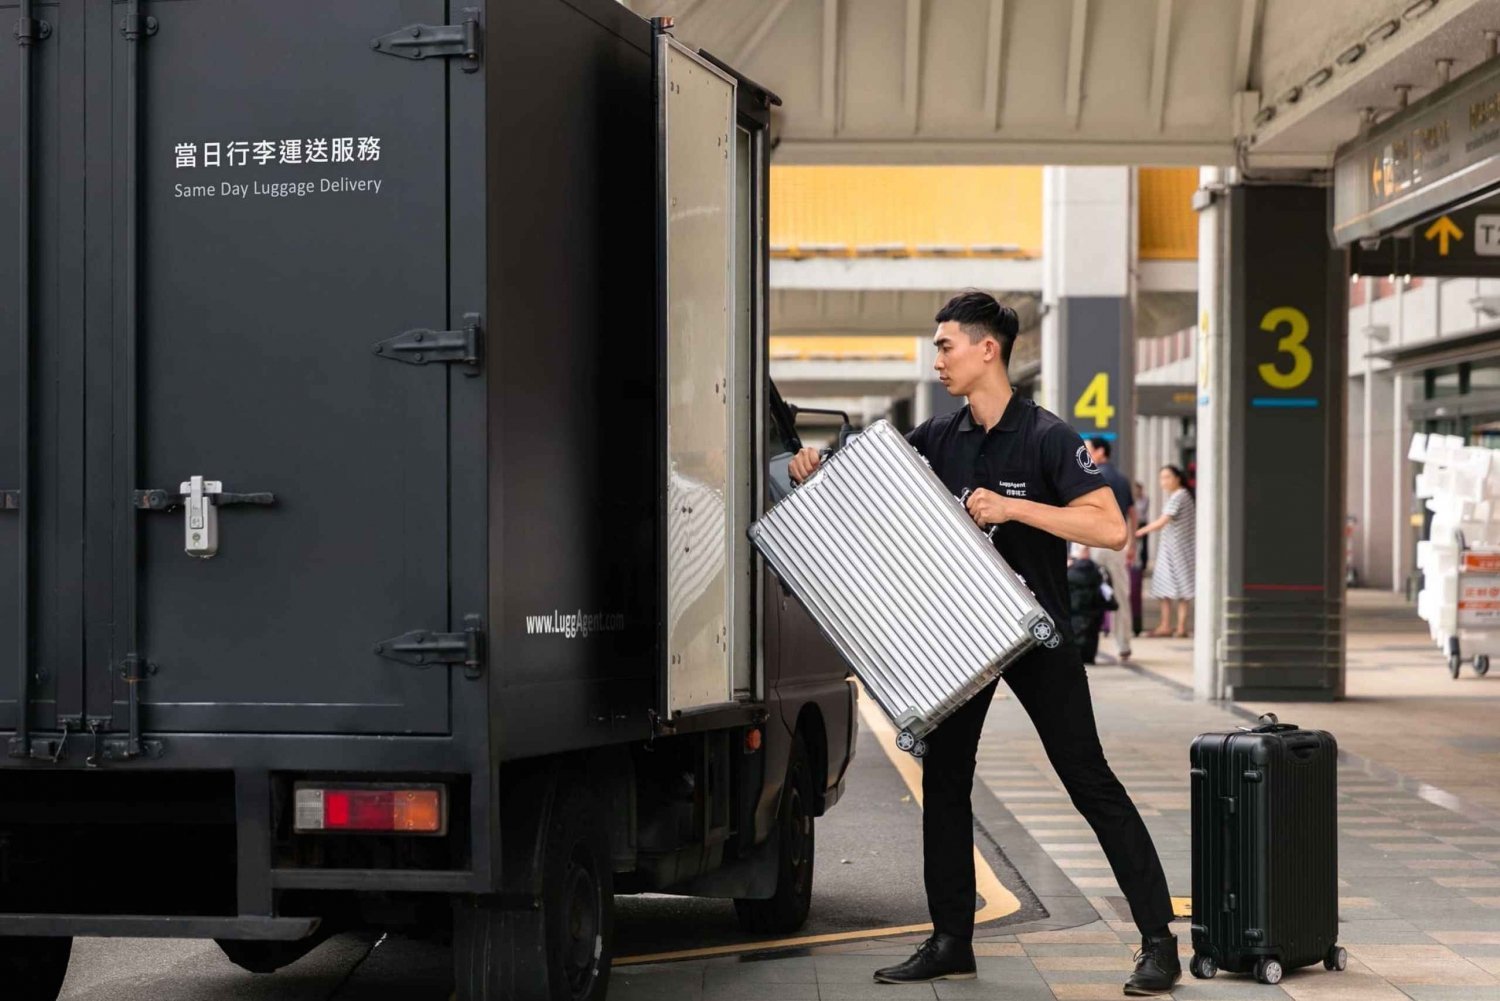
[612, 591, 1500, 1000]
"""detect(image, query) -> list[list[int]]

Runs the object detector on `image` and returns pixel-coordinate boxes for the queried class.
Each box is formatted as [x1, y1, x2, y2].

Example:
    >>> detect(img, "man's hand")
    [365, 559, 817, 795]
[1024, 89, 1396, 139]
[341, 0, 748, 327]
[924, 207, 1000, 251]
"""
[788, 447, 823, 484]
[964, 488, 1013, 529]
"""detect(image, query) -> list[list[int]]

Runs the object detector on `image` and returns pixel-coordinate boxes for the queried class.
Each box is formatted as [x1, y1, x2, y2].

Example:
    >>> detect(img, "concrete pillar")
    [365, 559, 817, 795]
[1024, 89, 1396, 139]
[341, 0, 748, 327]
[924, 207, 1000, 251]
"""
[1218, 184, 1348, 701]
[1367, 370, 1396, 590]
[1041, 167, 1136, 471]
[1194, 167, 1228, 700]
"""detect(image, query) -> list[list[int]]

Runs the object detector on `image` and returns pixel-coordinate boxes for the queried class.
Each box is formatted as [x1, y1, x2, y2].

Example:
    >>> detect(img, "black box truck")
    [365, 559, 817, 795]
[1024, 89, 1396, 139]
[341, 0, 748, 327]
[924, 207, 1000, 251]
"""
[0, 1, 856, 997]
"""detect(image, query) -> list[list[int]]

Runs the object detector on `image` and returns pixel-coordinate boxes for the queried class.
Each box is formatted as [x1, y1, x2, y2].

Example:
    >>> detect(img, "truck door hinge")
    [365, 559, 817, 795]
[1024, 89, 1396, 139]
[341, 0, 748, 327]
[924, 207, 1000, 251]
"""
[373, 314, 482, 372]
[14, 16, 51, 44]
[372, 13, 481, 72]
[374, 615, 485, 678]
[1, 490, 18, 511]
[119, 14, 158, 41]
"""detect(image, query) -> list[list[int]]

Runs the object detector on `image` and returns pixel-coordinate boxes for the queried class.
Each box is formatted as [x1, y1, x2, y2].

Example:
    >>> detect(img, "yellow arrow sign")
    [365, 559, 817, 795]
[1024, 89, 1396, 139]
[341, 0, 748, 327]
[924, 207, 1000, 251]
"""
[1425, 215, 1465, 256]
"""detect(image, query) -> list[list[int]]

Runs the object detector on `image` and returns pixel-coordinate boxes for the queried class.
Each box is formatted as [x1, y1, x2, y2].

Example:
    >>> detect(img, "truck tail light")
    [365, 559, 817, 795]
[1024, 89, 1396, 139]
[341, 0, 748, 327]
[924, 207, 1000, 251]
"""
[294, 785, 446, 835]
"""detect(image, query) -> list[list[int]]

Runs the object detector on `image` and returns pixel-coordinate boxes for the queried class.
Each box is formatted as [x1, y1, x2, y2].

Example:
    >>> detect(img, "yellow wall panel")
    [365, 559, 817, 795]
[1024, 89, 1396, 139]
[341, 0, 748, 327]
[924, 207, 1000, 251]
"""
[770, 166, 1043, 257]
[768, 336, 918, 362]
[1138, 167, 1198, 260]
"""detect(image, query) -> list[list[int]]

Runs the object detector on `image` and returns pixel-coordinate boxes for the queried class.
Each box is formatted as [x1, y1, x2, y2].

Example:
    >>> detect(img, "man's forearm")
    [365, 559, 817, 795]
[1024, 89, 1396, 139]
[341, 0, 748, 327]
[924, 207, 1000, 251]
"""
[1005, 498, 1126, 550]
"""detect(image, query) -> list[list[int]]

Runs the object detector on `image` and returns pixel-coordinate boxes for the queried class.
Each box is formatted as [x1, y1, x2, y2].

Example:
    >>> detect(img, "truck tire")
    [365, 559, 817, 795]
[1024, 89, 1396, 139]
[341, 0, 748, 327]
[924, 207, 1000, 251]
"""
[0, 935, 72, 1001]
[542, 785, 614, 1001]
[454, 783, 614, 1001]
[216, 933, 328, 974]
[733, 734, 814, 934]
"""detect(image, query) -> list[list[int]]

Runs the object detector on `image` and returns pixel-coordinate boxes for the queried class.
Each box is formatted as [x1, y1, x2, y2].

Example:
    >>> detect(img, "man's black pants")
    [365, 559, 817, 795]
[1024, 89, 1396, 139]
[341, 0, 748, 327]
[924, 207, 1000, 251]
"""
[922, 643, 1174, 940]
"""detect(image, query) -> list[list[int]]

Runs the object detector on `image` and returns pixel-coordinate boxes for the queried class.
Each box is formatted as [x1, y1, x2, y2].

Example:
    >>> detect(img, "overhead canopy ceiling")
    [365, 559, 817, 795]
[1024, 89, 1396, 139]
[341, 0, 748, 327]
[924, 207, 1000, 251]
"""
[620, 0, 1499, 168]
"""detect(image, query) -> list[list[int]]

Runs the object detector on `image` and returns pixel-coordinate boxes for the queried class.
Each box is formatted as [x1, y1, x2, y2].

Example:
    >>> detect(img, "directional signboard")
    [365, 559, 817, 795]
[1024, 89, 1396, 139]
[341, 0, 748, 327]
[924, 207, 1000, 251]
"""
[1333, 56, 1500, 246]
[1350, 196, 1500, 278]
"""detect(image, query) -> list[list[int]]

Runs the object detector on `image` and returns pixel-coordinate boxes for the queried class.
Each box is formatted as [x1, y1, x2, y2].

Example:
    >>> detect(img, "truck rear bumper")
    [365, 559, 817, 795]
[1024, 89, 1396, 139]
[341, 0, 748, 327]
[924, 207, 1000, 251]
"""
[0, 914, 320, 941]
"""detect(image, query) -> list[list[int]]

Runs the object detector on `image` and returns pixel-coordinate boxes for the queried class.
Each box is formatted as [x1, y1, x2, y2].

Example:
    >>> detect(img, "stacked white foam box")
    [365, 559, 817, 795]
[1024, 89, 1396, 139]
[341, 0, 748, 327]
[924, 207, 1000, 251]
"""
[1413, 433, 1500, 649]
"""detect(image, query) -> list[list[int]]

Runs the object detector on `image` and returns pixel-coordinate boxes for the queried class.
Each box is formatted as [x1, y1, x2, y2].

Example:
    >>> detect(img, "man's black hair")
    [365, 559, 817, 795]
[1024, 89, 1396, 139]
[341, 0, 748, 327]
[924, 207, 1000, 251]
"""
[1088, 437, 1112, 459]
[935, 289, 1020, 366]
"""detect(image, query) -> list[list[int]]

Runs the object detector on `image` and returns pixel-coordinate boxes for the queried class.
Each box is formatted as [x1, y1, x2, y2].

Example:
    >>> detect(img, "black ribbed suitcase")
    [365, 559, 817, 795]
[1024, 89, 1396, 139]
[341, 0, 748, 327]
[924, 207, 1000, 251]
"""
[1188, 714, 1347, 986]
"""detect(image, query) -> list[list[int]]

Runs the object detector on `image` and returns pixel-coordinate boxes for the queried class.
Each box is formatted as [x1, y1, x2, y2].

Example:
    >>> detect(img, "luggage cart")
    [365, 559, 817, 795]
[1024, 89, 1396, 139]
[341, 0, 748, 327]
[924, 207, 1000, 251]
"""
[1446, 538, 1500, 679]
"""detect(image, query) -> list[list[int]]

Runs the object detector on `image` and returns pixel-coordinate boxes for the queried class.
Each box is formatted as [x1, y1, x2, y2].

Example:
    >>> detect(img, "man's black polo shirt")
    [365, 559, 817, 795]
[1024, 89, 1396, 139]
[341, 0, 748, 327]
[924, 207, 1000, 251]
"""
[906, 394, 1107, 636]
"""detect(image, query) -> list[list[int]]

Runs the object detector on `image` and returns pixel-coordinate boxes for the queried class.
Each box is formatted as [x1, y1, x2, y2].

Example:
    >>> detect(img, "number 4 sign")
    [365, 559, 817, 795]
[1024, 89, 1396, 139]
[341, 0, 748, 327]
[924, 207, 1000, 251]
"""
[1073, 372, 1115, 429]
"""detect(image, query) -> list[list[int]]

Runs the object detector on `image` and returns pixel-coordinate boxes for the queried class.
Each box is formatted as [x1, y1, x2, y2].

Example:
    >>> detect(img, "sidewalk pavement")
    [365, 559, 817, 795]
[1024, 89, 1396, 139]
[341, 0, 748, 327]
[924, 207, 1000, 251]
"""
[613, 588, 1500, 1000]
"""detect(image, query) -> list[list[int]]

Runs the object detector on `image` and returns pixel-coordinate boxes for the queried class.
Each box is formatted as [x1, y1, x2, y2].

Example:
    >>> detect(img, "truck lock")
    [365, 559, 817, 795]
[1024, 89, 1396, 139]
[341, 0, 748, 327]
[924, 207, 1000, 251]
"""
[134, 475, 276, 557]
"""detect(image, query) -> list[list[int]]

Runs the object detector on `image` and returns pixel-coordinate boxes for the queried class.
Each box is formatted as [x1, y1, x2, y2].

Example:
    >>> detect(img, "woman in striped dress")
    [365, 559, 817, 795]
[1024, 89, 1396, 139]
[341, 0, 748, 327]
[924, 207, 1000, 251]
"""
[1136, 465, 1195, 638]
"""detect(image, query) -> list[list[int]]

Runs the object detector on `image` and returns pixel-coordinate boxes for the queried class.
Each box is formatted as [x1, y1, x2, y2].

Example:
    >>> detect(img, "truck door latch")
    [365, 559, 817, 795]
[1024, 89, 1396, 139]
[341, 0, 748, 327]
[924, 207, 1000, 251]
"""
[374, 615, 485, 678]
[373, 314, 483, 372]
[371, 13, 481, 72]
[134, 476, 276, 558]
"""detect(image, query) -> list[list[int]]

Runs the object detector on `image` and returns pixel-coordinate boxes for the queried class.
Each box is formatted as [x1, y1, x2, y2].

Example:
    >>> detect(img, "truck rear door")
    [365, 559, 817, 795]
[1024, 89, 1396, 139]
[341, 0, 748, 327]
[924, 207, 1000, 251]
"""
[97, 0, 459, 735]
[2, 1, 71, 739]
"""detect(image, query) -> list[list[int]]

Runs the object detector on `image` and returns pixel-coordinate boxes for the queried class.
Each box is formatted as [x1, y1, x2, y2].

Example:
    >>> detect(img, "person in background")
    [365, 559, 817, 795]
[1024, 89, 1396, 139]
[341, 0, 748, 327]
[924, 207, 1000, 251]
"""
[1136, 465, 1195, 638]
[1067, 543, 1117, 665]
[1131, 480, 1147, 637]
[1085, 439, 1136, 661]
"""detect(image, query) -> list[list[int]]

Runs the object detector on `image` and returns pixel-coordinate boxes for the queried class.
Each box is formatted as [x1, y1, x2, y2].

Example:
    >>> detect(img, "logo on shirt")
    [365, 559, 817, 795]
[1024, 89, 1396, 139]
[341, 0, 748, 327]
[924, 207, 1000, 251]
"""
[997, 478, 1028, 498]
[1076, 445, 1101, 475]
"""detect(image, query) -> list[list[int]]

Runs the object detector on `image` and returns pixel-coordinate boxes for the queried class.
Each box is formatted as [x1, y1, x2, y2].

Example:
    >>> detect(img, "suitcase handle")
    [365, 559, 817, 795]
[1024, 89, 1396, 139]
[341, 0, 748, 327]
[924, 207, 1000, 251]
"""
[1285, 735, 1322, 759]
[958, 489, 999, 540]
[1244, 711, 1298, 734]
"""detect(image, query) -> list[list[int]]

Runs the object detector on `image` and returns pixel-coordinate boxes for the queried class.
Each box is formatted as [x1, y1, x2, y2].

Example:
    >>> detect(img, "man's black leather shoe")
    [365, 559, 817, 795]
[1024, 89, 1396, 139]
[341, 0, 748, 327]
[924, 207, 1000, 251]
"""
[1124, 933, 1182, 996]
[872, 934, 977, 984]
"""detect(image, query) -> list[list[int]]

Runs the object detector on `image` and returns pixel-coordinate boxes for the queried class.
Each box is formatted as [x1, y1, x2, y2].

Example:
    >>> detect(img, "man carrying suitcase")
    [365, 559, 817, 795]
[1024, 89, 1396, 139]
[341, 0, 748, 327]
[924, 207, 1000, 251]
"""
[789, 290, 1179, 997]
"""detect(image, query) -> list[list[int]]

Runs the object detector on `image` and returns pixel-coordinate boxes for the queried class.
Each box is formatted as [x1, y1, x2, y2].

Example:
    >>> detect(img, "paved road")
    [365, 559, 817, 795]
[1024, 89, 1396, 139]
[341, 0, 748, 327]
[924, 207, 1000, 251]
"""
[58, 724, 1029, 999]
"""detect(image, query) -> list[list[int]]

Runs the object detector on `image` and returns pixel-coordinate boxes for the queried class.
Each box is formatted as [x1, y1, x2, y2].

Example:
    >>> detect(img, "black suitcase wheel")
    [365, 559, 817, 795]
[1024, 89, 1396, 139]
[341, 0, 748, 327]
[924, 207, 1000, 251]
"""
[895, 730, 916, 753]
[1324, 945, 1348, 972]
[1255, 958, 1283, 985]
[1188, 954, 1217, 979]
[910, 738, 928, 759]
[1449, 653, 1462, 679]
[1477, 655, 1491, 677]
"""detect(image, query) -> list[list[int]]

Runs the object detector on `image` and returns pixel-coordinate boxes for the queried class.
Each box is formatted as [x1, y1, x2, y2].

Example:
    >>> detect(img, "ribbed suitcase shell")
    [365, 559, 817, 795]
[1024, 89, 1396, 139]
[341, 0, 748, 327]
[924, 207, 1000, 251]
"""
[748, 420, 1056, 743]
[1189, 724, 1339, 976]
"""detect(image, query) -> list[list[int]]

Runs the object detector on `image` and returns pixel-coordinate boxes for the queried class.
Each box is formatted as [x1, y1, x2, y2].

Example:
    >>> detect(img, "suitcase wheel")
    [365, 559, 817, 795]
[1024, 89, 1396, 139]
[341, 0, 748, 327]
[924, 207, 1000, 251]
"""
[1449, 653, 1462, 679]
[910, 738, 928, 759]
[895, 730, 916, 753]
[1188, 954, 1217, 980]
[1323, 946, 1347, 972]
[1477, 655, 1491, 677]
[1030, 620, 1055, 644]
[1255, 958, 1283, 985]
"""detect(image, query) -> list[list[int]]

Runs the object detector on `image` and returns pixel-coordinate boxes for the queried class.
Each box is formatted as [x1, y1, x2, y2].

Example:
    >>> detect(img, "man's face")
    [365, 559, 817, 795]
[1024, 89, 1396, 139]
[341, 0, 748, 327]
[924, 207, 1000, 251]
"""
[931, 321, 998, 397]
[1088, 443, 1108, 466]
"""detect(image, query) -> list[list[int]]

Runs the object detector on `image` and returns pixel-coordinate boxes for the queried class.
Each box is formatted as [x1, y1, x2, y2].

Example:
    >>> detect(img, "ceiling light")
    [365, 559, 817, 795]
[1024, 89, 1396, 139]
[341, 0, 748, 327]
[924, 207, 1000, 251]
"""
[1367, 19, 1400, 45]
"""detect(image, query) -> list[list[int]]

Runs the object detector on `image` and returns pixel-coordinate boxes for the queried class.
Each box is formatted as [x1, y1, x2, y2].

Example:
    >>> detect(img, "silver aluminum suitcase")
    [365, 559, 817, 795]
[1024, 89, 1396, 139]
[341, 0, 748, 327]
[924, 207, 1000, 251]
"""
[749, 420, 1058, 757]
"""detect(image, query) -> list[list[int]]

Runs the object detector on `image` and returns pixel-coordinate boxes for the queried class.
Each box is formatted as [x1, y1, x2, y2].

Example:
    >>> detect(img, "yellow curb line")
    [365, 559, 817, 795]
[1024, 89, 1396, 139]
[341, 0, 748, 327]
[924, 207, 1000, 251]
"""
[617, 684, 1021, 965]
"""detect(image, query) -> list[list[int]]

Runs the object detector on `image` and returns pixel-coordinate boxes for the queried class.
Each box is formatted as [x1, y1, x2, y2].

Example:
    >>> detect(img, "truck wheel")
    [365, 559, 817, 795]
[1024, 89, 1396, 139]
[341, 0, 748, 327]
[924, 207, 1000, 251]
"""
[0, 935, 72, 1001]
[216, 934, 327, 974]
[543, 785, 614, 1001]
[734, 735, 814, 934]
